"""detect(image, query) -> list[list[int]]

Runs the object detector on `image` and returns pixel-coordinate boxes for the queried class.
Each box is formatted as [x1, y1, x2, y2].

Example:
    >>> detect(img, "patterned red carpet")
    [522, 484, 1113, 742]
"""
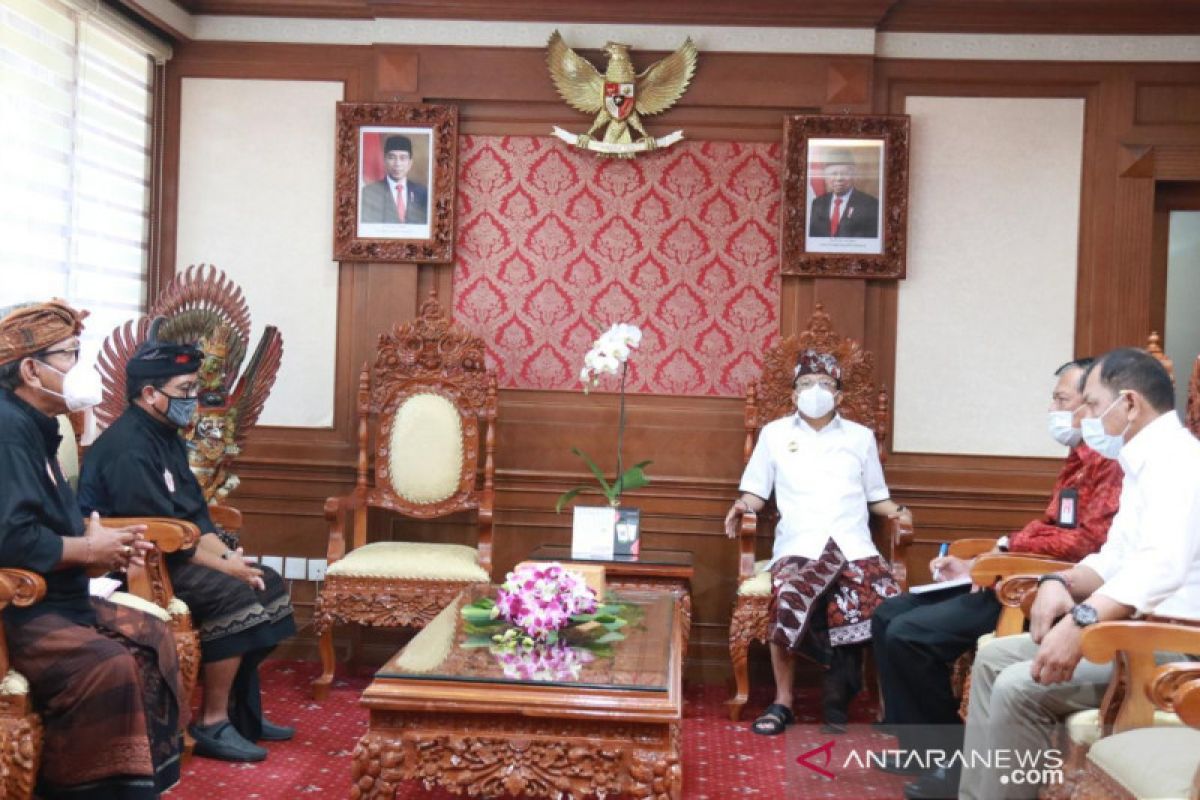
[167, 660, 909, 799]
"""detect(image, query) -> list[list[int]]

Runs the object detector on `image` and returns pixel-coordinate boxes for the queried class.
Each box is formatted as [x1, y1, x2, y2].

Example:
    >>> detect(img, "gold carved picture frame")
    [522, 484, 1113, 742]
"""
[781, 114, 910, 279]
[334, 102, 458, 263]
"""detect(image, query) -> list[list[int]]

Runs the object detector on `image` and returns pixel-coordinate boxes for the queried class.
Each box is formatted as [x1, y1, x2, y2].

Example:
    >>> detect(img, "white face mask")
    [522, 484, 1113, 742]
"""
[1047, 410, 1082, 447]
[1080, 393, 1130, 460]
[796, 385, 836, 419]
[37, 360, 103, 413]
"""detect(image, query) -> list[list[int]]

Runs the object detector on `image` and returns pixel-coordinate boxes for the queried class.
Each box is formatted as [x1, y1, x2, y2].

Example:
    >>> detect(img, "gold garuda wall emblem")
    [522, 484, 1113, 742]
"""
[547, 30, 698, 158]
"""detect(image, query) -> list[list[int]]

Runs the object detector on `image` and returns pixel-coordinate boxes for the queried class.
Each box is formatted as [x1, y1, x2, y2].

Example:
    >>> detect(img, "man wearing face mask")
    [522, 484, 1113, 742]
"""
[0, 300, 186, 799]
[79, 332, 296, 763]
[870, 359, 1123, 799]
[724, 349, 910, 735]
[958, 348, 1200, 800]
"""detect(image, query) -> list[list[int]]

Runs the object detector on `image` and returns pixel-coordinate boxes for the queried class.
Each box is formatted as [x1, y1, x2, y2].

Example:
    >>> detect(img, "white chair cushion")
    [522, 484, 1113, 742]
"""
[1086, 726, 1200, 799]
[326, 541, 487, 582]
[109, 591, 171, 623]
[166, 597, 190, 617]
[737, 560, 772, 597]
[1066, 707, 1185, 746]
[0, 670, 29, 697]
[388, 393, 463, 504]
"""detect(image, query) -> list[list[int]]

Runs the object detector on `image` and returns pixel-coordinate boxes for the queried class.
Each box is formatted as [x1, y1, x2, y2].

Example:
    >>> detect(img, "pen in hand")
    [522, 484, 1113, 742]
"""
[932, 542, 949, 581]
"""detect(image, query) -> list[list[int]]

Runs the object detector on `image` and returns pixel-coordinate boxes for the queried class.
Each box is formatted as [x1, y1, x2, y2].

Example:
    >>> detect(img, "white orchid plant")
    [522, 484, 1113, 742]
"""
[556, 323, 652, 511]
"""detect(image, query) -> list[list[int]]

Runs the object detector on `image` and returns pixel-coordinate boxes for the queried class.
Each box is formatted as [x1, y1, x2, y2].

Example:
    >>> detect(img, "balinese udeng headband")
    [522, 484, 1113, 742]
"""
[0, 299, 87, 366]
[793, 349, 842, 384]
[126, 321, 204, 382]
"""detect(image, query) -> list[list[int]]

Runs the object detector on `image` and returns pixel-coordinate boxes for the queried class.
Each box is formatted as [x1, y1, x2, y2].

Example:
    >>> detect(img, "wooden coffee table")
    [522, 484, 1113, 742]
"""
[350, 585, 683, 799]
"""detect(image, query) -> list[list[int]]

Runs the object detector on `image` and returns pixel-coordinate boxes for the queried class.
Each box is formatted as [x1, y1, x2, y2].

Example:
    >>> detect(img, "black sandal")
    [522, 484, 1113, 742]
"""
[751, 703, 795, 736]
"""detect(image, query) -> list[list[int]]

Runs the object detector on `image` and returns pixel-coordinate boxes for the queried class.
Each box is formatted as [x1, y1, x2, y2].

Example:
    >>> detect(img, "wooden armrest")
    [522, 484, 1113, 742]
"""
[875, 514, 913, 591]
[207, 503, 242, 533]
[736, 510, 758, 582]
[973, 554, 1073, 587]
[949, 538, 997, 560]
[99, 517, 201, 552]
[325, 493, 363, 564]
[0, 569, 47, 610]
[1081, 621, 1200, 731]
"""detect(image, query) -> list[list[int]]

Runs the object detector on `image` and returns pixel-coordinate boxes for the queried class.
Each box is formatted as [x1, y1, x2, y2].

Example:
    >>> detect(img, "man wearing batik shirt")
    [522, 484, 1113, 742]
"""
[724, 349, 911, 735]
[0, 300, 184, 800]
[868, 358, 1123, 798]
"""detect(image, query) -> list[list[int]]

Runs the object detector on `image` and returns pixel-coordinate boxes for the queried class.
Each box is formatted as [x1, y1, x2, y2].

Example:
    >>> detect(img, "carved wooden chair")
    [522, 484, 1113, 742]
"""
[726, 304, 914, 721]
[951, 553, 1072, 719]
[0, 517, 200, 800]
[312, 293, 497, 700]
[1068, 621, 1200, 800]
[0, 568, 46, 800]
[990, 576, 1196, 800]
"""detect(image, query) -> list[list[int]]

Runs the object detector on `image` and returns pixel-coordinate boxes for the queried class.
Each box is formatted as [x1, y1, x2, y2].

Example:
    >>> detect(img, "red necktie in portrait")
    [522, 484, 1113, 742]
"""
[395, 185, 406, 222]
[830, 196, 843, 236]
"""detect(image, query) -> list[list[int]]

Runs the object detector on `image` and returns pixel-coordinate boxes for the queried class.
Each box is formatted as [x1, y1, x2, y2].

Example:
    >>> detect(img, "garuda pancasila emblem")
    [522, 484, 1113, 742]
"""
[547, 30, 698, 158]
[95, 263, 284, 503]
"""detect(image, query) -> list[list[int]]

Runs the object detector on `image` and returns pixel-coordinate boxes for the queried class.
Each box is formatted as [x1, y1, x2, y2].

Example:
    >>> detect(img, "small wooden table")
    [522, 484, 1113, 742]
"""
[527, 544, 695, 657]
[351, 585, 683, 800]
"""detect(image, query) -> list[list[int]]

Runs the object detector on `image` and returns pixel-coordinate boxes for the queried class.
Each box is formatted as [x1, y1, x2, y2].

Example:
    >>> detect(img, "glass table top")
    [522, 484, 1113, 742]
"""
[376, 584, 675, 692]
[528, 543, 694, 568]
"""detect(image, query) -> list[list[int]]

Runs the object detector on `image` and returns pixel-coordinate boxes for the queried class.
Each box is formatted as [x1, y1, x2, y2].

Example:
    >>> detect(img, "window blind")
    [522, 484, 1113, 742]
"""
[1, 0, 168, 361]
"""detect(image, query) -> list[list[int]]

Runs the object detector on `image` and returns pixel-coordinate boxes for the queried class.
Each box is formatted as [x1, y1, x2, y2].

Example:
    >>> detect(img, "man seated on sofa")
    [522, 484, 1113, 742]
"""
[0, 299, 185, 799]
[951, 348, 1200, 800]
[724, 349, 911, 735]
[870, 358, 1123, 799]
[79, 331, 296, 763]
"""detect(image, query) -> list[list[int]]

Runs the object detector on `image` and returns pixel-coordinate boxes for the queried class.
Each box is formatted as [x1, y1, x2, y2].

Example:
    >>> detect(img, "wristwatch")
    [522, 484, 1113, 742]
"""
[1070, 603, 1100, 628]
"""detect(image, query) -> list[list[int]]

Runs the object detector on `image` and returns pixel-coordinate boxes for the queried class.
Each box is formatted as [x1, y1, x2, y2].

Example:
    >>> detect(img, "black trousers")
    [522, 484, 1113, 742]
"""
[871, 587, 1001, 751]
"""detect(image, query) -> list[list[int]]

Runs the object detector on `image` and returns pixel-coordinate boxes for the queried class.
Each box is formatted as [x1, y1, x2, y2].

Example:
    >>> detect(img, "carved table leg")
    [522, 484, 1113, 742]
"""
[351, 733, 400, 800]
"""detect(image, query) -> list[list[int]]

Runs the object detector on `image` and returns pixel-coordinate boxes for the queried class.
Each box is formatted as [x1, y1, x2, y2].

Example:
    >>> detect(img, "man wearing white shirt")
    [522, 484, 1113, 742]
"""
[951, 348, 1200, 800]
[724, 349, 911, 735]
[359, 134, 428, 225]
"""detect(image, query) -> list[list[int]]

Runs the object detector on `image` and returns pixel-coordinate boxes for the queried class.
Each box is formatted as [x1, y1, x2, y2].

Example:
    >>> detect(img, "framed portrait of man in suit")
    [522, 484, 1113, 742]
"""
[334, 103, 458, 263]
[781, 115, 910, 279]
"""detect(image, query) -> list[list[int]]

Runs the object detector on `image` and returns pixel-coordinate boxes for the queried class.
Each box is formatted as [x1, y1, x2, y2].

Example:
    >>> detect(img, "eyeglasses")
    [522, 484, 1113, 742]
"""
[795, 379, 838, 391]
[40, 347, 80, 363]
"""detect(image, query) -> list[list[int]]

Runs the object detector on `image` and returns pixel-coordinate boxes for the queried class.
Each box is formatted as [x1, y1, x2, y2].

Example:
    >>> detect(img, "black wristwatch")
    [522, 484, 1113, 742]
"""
[1070, 603, 1100, 628]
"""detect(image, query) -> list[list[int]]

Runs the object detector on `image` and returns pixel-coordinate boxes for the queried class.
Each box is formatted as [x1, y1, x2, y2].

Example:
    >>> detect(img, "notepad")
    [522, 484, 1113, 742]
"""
[908, 576, 972, 595]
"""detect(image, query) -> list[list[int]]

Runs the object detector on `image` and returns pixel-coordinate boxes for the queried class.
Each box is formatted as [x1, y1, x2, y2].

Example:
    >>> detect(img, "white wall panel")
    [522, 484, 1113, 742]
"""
[894, 96, 1084, 457]
[176, 77, 342, 428]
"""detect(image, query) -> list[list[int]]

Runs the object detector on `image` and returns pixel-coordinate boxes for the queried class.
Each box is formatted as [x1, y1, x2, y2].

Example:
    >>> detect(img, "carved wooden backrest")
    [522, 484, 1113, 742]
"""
[1145, 331, 1175, 383]
[744, 303, 889, 464]
[359, 292, 497, 520]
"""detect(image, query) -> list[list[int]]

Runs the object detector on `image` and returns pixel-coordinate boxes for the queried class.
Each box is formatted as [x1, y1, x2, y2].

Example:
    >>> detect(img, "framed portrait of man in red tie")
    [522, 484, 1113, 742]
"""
[781, 115, 910, 279]
[334, 102, 458, 263]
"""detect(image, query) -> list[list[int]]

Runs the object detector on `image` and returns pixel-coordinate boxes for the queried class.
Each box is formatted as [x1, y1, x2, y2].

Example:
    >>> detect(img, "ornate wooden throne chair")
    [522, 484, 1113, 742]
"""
[311, 293, 497, 700]
[725, 304, 914, 722]
[0, 519, 200, 800]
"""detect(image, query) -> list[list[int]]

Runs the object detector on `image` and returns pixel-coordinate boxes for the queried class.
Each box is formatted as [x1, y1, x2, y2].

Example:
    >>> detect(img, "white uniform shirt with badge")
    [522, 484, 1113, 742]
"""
[739, 412, 890, 566]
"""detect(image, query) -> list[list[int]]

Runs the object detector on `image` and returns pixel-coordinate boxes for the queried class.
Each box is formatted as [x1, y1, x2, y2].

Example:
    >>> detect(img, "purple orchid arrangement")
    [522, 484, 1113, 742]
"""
[493, 562, 598, 643]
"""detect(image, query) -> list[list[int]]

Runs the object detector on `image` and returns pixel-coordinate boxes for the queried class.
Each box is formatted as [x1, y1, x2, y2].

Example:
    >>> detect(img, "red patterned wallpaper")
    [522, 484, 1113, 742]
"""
[453, 135, 781, 397]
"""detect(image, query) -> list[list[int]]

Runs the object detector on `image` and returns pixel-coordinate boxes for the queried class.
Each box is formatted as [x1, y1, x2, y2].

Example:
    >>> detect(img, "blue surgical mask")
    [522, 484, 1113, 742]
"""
[1047, 410, 1082, 447]
[159, 392, 198, 428]
[1080, 393, 1130, 459]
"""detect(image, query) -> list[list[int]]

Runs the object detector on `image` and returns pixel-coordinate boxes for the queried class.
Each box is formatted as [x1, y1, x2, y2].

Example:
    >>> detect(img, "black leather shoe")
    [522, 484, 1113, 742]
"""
[190, 721, 268, 762]
[872, 752, 931, 776]
[259, 719, 295, 742]
[903, 768, 959, 800]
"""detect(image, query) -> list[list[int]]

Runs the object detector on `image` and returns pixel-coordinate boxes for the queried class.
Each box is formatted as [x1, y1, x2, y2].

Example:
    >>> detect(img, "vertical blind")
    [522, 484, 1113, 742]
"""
[1, 0, 168, 361]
